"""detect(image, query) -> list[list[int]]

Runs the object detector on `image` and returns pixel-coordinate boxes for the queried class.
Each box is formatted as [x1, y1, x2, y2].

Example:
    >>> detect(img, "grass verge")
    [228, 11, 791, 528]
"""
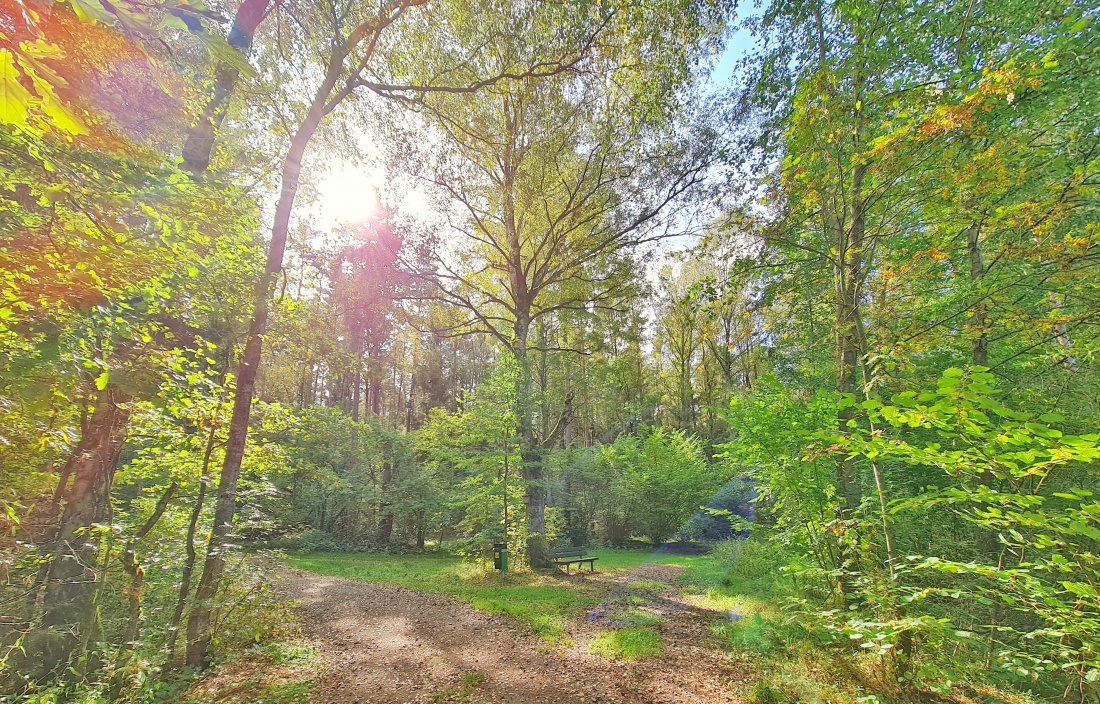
[178, 641, 318, 704]
[590, 626, 663, 661]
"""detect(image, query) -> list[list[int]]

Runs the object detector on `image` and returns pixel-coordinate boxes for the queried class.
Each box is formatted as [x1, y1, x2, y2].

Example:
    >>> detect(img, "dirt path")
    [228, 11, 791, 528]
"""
[277, 566, 747, 703]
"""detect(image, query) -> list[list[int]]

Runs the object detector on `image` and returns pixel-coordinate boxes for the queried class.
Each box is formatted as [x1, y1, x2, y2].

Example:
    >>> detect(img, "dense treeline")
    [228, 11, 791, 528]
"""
[716, 0, 1100, 695]
[2, 0, 1098, 700]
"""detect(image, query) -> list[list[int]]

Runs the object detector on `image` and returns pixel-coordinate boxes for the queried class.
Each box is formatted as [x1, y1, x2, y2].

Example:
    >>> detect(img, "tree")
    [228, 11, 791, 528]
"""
[183, 0, 628, 663]
[400, 4, 726, 565]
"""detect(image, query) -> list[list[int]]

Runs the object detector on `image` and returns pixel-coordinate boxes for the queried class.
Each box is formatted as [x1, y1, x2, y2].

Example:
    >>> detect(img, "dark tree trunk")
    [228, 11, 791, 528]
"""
[164, 422, 219, 662]
[30, 384, 131, 676]
[181, 0, 272, 173]
[514, 335, 551, 568]
[834, 165, 866, 520]
[967, 219, 1000, 557]
[185, 119, 322, 668]
[185, 34, 352, 663]
[377, 461, 394, 546]
[967, 221, 988, 368]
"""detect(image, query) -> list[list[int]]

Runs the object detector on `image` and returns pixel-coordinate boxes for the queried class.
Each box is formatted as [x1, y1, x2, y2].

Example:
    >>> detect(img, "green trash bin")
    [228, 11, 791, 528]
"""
[493, 542, 508, 571]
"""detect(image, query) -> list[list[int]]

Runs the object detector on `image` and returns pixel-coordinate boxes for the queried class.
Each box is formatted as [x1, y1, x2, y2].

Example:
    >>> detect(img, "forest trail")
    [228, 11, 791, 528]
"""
[277, 565, 745, 703]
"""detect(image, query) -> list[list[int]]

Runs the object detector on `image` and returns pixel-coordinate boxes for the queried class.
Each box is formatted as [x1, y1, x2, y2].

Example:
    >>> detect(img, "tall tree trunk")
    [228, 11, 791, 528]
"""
[30, 384, 131, 676]
[111, 482, 178, 697]
[834, 199, 864, 519]
[514, 329, 551, 568]
[967, 221, 988, 367]
[967, 219, 1000, 557]
[834, 86, 867, 521]
[351, 348, 363, 422]
[181, 0, 272, 173]
[185, 59, 340, 665]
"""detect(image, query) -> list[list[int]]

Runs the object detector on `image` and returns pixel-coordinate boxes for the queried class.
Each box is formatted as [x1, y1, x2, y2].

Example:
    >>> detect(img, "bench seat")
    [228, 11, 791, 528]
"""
[549, 547, 598, 574]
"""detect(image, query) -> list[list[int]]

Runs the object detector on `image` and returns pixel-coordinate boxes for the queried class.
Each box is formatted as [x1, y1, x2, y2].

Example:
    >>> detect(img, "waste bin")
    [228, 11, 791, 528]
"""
[493, 542, 508, 571]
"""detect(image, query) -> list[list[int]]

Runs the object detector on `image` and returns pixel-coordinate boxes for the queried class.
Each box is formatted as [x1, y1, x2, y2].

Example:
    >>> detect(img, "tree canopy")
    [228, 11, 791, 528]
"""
[2, 0, 1099, 700]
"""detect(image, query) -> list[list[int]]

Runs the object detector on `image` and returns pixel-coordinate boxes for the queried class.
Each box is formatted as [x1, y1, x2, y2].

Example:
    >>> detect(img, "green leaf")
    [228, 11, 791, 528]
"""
[95, 372, 110, 390]
[67, 0, 118, 25]
[0, 50, 32, 125]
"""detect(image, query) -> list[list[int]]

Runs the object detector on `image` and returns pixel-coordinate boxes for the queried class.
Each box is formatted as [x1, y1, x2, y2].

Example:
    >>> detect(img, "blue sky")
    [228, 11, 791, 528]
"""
[707, 1, 766, 89]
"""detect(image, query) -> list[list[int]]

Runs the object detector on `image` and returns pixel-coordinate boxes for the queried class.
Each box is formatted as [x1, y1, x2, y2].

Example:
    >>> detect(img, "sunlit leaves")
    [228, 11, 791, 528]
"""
[0, 49, 33, 125]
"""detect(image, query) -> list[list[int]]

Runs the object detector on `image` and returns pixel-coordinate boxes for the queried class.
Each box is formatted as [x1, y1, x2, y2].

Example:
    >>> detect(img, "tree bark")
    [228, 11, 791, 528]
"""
[834, 194, 864, 519]
[967, 219, 1001, 557]
[377, 459, 395, 546]
[111, 481, 178, 697]
[834, 78, 867, 520]
[185, 100, 331, 671]
[514, 335, 551, 568]
[181, 0, 272, 173]
[164, 421, 219, 662]
[184, 25, 365, 664]
[30, 384, 131, 676]
[967, 221, 988, 367]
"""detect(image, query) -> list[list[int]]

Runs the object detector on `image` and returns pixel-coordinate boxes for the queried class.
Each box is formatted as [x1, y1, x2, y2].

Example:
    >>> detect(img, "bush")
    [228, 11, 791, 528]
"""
[287, 528, 352, 553]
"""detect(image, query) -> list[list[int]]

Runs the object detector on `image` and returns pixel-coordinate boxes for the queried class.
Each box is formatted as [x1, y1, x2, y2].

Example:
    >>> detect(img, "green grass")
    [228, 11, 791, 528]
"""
[286, 549, 684, 642]
[615, 608, 665, 626]
[177, 639, 318, 704]
[287, 540, 1048, 704]
[429, 672, 486, 703]
[590, 626, 663, 661]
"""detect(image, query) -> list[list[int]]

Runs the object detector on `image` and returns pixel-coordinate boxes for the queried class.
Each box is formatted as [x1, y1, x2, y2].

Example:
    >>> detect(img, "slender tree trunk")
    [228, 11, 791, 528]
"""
[111, 482, 178, 697]
[377, 459, 394, 546]
[164, 422, 219, 661]
[834, 196, 864, 519]
[185, 63, 339, 666]
[351, 348, 363, 422]
[967, 219, 1000, 558]
[834, 65, 867, 520]
[967, 221, 988, 367]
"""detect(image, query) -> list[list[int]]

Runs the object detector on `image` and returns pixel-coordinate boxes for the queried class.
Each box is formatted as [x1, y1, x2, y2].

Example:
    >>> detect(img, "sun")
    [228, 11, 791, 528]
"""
[314, 161, 383, 228]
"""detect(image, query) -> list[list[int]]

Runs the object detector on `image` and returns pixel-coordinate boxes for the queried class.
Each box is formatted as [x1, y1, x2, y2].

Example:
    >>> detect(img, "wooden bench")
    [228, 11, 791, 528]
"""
[550, 547, 598, 574]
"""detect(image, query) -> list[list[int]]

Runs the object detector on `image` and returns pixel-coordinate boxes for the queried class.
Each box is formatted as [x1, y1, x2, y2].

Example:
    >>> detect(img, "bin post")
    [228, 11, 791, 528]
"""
[493, 542, 508, 571]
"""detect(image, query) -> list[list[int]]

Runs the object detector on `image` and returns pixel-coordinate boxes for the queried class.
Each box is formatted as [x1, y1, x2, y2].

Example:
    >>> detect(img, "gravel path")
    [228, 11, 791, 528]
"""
[278, 569, 629, 703]
[277, 566, 746, 703]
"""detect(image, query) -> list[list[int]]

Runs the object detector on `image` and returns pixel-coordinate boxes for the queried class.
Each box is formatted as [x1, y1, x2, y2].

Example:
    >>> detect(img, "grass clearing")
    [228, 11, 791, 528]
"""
[286, 549, 687, 643]
[285, 541, 1043, 704]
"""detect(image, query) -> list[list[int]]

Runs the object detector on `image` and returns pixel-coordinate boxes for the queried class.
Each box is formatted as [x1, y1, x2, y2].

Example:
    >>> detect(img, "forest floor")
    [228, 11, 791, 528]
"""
[268, 563, 741, 703]
[178, 547, 1034, 704]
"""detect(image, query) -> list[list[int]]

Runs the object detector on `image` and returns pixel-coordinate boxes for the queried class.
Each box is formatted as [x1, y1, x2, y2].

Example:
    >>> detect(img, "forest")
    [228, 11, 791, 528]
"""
[1, 0, 1098, 701]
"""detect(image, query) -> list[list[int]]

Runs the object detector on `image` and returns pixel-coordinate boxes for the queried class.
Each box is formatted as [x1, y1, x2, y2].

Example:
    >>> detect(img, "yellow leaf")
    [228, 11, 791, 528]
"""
[18, 58, 86, 134]
[0, 49, 32, 125]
